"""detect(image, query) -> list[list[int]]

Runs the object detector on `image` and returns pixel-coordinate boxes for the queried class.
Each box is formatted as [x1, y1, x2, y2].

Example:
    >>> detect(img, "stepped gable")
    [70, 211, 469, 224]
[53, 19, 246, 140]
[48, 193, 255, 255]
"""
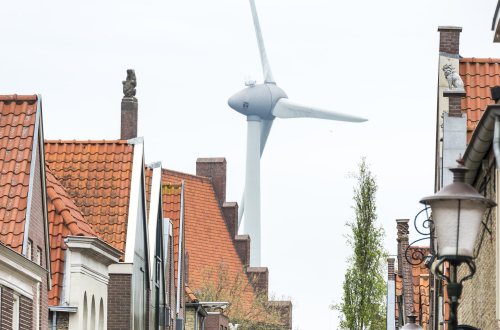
[46, 166, 97, 306]
[0, 95, 38, 253]
[44, 140, 134, 255]
[459, 58, 500, 141]
[161, 169, 257, 309]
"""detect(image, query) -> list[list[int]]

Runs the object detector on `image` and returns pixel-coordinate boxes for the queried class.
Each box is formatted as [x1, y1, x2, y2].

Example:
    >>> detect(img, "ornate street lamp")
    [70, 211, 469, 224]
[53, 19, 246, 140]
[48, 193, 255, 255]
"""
[420, 163, 496, 329]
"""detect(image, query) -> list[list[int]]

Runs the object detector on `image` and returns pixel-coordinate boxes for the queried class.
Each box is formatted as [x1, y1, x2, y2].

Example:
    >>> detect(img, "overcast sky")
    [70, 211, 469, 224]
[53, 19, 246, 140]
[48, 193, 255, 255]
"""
[3, 0, 500, 328]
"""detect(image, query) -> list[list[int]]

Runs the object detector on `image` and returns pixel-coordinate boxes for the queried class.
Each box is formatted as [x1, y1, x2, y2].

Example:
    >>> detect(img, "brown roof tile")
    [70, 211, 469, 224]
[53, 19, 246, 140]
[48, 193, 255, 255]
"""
[0, 95, 39, 253]
[46, 166, 96, 306]
[459, 58, 500, 141]
[161, 169, 257, 310]
[44, 140, 134, 254]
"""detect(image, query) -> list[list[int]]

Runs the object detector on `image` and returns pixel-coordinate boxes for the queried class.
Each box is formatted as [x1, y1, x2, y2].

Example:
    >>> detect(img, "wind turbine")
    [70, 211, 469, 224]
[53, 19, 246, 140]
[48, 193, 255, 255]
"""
[228, 0, 367, 266]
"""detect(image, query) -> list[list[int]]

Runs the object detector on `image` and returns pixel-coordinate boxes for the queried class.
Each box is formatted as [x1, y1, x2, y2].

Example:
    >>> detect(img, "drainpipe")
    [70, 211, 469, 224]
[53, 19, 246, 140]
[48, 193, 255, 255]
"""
[52, 311, 57, 330]
[176, 181, 185, 315]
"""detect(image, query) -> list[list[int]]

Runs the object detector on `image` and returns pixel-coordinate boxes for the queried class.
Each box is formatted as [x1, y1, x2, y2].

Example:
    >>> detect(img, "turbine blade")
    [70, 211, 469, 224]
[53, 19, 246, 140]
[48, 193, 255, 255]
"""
[260, 119, 273, 156]
[272, 98, 368, 123]
[249, 0, 275, 83]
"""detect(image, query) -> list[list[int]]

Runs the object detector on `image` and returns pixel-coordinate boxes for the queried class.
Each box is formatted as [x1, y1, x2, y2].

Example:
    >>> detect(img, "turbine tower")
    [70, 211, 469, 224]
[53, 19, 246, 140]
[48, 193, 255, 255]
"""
[228, 0, 367, 266]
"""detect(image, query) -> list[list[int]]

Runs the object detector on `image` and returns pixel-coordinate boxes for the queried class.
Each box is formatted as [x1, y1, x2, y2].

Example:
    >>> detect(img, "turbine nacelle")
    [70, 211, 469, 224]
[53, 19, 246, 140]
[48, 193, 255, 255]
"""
[228, 83, 287, 120]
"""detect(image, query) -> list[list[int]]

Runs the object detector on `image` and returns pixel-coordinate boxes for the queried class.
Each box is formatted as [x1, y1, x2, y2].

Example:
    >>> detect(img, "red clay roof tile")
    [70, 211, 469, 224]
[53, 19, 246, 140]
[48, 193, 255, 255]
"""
[161, 169, 257, 311]
[46, 166, 97, 306]
[459, 58, 500, 141]
[44, 140, 134, 254]
[0, 95, 39, 253]
[395, 247, 430, 327]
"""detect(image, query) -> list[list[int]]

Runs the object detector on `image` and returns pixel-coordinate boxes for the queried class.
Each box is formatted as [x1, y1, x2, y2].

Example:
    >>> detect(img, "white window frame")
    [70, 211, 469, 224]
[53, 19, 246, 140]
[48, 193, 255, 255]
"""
[13, 294, 19, 330]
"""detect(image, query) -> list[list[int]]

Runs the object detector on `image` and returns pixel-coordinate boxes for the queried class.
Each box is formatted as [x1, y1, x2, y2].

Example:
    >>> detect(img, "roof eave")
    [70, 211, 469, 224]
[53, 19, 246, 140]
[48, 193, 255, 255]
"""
[463, 104, 500, 183]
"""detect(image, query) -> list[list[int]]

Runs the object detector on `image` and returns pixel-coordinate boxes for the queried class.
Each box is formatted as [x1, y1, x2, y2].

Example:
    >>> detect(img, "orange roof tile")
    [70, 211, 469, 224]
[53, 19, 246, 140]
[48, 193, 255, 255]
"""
[459, 58, 500, 141]
[161, 169, 257, 310]
[44, 140, 134, 254]
[46, 166, 96, 306]
[395, 247, 431, 327]
[0, 95, 39, 253]
[185, 285, 198, 303]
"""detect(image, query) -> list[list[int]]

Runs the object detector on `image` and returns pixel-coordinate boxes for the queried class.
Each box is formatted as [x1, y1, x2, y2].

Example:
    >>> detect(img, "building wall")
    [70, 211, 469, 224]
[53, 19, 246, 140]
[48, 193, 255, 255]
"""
[108, 273, 132, 330]
[28, 148, 49, 330]
[457, 152, 497, 329]
[49, 312, 69, 330]
[66, 249, 111, 330]
[0, 286, 33, 330]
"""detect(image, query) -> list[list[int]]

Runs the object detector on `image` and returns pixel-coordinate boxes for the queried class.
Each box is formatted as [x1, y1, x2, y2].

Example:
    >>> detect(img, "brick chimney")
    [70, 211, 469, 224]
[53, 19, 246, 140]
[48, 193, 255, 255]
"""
[121, 69, 138, 140]
[396, 219, 412, 323]
[196, 158, 226, 206]
[438, 26, 462, 55]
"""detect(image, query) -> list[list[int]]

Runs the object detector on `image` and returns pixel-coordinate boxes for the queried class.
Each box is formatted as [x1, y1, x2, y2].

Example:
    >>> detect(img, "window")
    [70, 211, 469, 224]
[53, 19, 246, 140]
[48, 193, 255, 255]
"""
[36, 247, 42, 266]
[27, 240, 32, 260]
[13, 294, 19, 330]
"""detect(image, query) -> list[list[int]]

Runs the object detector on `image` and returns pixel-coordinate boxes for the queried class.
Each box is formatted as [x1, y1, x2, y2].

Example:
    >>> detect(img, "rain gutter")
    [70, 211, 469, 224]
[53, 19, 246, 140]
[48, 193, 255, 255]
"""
[463, 104, 500, 183]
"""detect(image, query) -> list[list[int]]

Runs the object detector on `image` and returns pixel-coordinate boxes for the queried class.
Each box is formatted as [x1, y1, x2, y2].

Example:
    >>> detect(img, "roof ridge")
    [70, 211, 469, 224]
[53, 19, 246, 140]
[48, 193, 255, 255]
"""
[0, 95, 38, 102]
[45, 139, 129, 144]
[161, 168, 212, 183]
[460, 57, 500, 63]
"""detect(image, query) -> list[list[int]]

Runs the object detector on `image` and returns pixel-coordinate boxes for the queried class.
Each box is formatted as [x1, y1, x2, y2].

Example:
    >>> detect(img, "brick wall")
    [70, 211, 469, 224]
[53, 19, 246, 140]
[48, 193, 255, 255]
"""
[48, 311, 69, 330]
[185, 308, 195, 330]
[19, 295, 33, 330]
[247, 267, 269, 299]
[396, 219, 412, 322]
[108, 273, 132, 330]
[121, 98, 138, 140]
[205, 312, 228, 330]
[196, 158, 227, 206]
[438, 26, 462, 55]
[1, 286, 14, 330]
[0, 287, 34, 330]
[29, 150, 49, 330]
[457, 153, 497, 329]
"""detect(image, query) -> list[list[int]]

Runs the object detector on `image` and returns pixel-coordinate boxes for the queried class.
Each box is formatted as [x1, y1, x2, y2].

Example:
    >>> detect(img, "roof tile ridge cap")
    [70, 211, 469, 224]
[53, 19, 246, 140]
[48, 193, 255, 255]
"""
[161, 168, 211, 183]
[0, 95, 38, 102]
[45, 139, 129, 144]
[460, 57, 500, 63]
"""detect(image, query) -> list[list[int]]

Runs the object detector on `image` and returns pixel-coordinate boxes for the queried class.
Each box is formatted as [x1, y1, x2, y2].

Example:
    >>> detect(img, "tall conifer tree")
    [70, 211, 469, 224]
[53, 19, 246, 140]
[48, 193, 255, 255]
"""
[335, 158, 386, 329]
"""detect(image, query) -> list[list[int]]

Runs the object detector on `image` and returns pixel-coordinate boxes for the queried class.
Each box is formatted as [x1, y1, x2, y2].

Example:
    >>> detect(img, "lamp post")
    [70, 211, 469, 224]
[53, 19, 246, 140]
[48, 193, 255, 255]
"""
[420, 163, 496, 329]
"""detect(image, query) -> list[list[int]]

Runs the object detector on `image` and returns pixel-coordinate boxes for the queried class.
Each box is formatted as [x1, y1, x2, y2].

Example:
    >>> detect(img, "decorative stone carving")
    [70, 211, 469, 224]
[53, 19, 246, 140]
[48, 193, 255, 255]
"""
[442, 64, 464, 90]
[122, 69, 137, 98]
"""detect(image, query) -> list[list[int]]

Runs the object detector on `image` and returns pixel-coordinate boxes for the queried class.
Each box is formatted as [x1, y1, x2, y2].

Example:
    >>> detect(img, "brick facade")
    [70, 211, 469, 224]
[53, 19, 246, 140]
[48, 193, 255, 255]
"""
[205, 312, 228, 330]
[247, 267, 269, 299]
[121, 98, 138, 140]
[438, 26, 462, 54]
[29, 150, 49, 330]
[107, 273, 132, 330]
[0, 286, 34, 330]
[196, 158, 227, 207]
[457, 151, 497, 329]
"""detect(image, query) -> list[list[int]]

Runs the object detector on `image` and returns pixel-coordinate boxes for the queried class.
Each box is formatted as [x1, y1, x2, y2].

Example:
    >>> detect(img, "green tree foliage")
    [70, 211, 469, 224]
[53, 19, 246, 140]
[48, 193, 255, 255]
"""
[334, 158, 386, 329]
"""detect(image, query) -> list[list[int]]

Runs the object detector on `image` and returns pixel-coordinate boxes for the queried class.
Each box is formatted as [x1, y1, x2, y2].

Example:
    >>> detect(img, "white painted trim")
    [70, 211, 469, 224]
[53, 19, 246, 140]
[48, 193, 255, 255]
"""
[49, 306, 78, 313]
[125, 140, 144, 263]
[108, 263, 134, 274]
[148, 164, 162, 286]
[65, 236, 122, 264]
[0, 245, 46, 298]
